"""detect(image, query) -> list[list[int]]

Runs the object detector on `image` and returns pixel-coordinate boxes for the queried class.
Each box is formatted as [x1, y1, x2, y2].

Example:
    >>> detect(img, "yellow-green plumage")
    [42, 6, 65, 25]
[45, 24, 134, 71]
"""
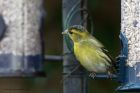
[62, 25, 115, 75]
[74, 39, 111, 73]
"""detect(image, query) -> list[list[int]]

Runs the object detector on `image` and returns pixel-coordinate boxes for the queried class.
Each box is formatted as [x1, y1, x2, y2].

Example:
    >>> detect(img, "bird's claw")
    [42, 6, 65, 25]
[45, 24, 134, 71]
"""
[89, 72, 96, 79]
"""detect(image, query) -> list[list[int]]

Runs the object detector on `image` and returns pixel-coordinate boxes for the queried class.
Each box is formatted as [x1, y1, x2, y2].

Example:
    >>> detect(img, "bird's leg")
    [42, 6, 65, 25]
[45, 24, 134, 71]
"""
[107, 71, 113, 79]
[89, 72, 96, 79]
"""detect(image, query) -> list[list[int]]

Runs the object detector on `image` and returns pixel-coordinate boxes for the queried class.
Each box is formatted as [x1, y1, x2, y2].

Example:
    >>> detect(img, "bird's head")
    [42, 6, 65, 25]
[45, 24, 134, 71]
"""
[62, 25, 89, 42]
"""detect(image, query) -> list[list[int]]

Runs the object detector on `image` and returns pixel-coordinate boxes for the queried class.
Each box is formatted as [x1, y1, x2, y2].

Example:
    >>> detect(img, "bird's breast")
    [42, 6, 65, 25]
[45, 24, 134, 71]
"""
[74, 43, 109, 73]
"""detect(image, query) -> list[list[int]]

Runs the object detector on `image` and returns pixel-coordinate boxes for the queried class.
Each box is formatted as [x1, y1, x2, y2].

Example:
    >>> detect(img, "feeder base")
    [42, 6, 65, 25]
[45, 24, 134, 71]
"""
[117, 82, 140, 92]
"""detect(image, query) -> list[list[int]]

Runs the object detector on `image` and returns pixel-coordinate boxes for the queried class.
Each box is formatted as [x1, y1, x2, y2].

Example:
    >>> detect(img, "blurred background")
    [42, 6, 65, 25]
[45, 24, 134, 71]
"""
[0, 0, 122, 93]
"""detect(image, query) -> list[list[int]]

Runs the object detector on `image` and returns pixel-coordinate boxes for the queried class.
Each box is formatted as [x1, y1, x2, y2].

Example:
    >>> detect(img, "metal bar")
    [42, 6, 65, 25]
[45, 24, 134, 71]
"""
[81, 0, 88, 93]
[62, 0, 88, 93]
[63, 72, 117, 79]
[44, 55, 63, 61]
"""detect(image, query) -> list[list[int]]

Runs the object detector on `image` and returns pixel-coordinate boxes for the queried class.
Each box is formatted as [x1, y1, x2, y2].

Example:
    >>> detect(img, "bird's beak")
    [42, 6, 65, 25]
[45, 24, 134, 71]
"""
[62, 29, 69, 35]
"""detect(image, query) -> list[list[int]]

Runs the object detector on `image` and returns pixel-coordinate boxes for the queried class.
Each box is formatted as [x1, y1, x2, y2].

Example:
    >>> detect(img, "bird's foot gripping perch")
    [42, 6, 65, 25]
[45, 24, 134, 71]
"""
[89, 72, 96, 79]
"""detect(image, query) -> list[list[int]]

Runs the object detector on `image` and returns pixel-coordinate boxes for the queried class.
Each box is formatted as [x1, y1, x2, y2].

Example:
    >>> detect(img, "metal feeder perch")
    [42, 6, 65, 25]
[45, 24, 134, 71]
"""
[0, 0, 45, 77]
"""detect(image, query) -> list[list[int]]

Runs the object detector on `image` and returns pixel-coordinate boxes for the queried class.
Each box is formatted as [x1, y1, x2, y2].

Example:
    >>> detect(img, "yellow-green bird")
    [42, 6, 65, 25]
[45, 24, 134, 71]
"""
[62, 25, 116, 78]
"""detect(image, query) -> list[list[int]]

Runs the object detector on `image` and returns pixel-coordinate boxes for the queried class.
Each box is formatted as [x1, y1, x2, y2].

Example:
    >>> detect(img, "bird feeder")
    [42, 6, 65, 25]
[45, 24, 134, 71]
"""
[117, 0, 140, 91]
[0, 0, 45, 77]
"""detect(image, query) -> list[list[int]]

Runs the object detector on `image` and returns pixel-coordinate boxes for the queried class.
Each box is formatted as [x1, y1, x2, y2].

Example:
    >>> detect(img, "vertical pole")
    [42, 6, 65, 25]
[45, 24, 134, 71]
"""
[62, 0, 88, 93]
[81, 0, 88, 93]
[118, 0, 140, 91]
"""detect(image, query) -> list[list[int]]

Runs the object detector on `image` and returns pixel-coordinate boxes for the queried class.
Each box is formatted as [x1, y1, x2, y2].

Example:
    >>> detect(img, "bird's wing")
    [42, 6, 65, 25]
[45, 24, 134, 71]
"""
[78, 37, 116, 73]
[102, 49, 113, 62]
[80, 38, 115, 67]
[89, 35, 104, 48]
[88, 35, 114, 63]
[101, 48, 117, 73]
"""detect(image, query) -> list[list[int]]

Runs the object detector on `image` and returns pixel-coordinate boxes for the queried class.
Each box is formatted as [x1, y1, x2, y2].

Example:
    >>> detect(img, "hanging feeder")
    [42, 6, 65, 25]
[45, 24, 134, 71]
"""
[0, 0, 45, 77]
[117, 0, 140, 91]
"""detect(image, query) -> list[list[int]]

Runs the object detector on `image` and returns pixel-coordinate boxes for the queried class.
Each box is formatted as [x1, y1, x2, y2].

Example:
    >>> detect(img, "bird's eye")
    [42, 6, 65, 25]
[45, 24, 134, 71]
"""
[69, 31, 73, 34]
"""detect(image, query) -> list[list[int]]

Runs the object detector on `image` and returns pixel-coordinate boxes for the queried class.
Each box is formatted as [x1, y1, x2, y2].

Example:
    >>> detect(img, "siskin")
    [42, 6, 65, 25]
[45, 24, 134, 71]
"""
[62, 25, 116, 78]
